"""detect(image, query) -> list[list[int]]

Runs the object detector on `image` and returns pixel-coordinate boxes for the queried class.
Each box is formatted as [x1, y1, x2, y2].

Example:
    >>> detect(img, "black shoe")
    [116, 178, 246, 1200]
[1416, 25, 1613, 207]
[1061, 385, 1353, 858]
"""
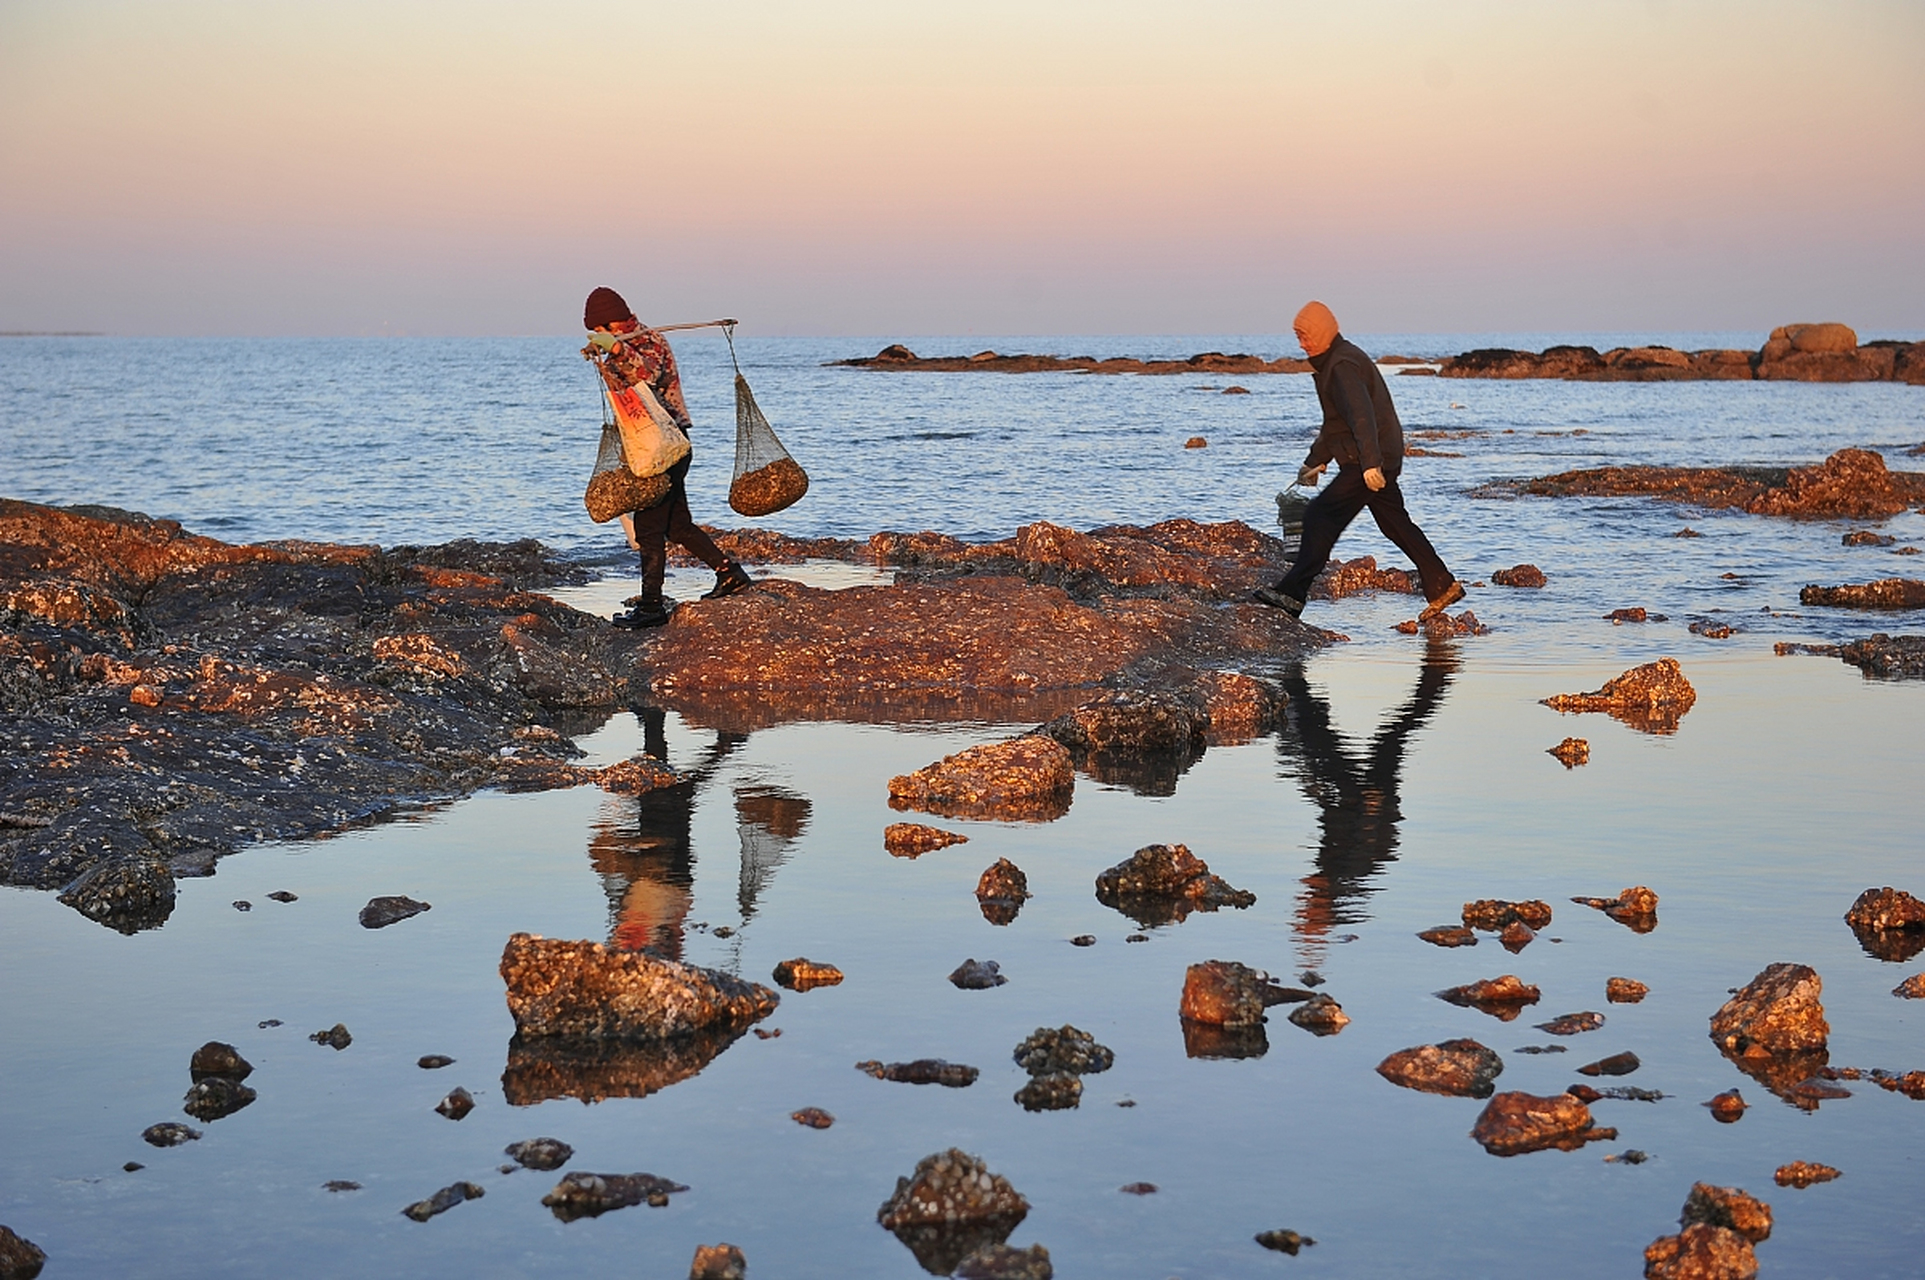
[1251, 586, 1305, 618]
[1418, 579, 1466, 621]
[701, 561, 753, 600]
[613, 602, 671, 629]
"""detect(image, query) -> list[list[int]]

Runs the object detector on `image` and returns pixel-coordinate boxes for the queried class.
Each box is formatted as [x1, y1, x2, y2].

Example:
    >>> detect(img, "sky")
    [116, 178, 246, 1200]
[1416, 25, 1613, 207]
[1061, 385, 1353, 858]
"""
[2, 0, 1921, 337]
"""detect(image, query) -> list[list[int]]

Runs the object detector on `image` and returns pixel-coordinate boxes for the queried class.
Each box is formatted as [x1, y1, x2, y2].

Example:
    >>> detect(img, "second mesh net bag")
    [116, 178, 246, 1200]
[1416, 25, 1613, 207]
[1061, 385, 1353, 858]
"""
[726, 330, 808, 516]
[583, 420, 670, 523]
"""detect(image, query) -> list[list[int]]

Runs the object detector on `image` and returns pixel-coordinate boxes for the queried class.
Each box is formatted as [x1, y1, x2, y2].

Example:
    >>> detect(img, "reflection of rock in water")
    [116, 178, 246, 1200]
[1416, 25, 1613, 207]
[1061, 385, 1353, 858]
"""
[733, 784, 811, 920]
[502, 1025, 753, 1106]
[1180, 1018, 1269, 1060]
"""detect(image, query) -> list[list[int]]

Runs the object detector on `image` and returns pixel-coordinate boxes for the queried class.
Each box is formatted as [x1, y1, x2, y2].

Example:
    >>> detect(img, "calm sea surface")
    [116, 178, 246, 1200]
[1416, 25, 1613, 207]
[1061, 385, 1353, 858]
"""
[2, 334, 1924, 1277]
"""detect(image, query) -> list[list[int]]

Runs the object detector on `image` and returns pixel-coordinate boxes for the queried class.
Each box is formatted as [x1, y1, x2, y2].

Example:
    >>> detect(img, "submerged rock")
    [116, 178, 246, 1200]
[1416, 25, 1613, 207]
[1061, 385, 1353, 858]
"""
[1437, 976, 1542, 1020]
[772, 958, 844, 991]
[1577, 1052, 1641, 1077]
[402, 1181, 485, 1222]
[887, 735, 1074, 822]
[1492, 564, 1547, 588]
[954, 1242, 1052, 1280]
[856, 1059, 979, 1087]
[1376, 1039, 1504, 1098]
[499, 933, 779, 1040]
[504, 1137, 573, 1170]
[1418, 925, 1478, 947]
[1470, 1091, 1617, 1155]
[1607, 978, 1651, 1004]
[975, 858, 1031, 925]
[1536, 1011, 1605, 1036]
[1180, 961, 1313, 1027]
[189, 1042, 253, 1082]
[433, 1086, 474, 1120]
[541, 1171, 688, 1220]
[308, 1023, 352, 1049]
[1547, 737, 1589, 767]
[877, 1149, 1029, 1276]
[1287, 994, 1350, 1035]
[1710, 964, 1829, 1056]
[182, 1076, 257, 1121]
[1462, 899, 1553, 931]
[1642, 1223, 1759, 1280]
[950, 959, 1007, 990]
[1704, 1089, 1748, 1122]
[1013, 1025, 1114, 1077]
[1542, 659, 1697, 734]
[1255, 1229, 1315, 1255]
[883, 822, 968, 857]
[359, 895, 431, 929]
[141, 1121, 201, 1147]
[0, 1226, 46, 1280]
[790, 1107, 834, 1129]
[56, 857, 175, 933]
[1773, 1161, 1841, 1188]
[688, 1243, 747, 1280]
[1094, 843, 1255, 926]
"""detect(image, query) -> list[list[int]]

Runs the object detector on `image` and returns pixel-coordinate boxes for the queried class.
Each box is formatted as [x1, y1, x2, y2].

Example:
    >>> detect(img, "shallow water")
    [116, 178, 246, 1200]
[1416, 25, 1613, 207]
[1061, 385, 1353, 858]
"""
[3, 335, 1925, 1275]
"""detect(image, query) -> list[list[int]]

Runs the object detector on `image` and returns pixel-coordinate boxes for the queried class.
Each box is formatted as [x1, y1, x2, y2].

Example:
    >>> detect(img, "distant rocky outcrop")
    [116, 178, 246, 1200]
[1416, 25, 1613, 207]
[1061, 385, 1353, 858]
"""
[1438, 323, 1924, 385]
[830, 345, 1310, 376]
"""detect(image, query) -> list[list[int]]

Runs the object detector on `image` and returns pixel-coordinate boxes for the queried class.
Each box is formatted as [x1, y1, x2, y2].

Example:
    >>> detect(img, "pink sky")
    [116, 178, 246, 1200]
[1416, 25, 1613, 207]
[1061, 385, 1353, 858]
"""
[2, 0, 1921, 336]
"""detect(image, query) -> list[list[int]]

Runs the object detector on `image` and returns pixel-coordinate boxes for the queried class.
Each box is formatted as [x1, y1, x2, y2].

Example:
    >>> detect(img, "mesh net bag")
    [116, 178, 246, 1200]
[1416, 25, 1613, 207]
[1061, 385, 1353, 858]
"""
[584, 420, 671, 523]
[728, 373, 808, 517]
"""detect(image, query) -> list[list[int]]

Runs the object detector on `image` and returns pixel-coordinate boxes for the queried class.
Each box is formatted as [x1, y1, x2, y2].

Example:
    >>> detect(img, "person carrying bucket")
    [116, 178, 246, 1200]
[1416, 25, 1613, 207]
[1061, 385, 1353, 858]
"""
[1252, 300, 1466, 623]
[583, 286, 752, 627]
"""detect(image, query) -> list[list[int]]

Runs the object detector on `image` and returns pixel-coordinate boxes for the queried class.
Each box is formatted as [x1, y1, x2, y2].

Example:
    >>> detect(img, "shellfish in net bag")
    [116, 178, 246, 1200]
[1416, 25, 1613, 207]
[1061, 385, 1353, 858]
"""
[728, 374, 808, 517]
[584, 421, 671, 523]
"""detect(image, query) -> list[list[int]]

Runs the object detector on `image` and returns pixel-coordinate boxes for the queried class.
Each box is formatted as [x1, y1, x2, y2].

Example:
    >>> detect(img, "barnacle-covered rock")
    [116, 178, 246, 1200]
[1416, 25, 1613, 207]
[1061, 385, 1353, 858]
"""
[500, 933, 779, 1040]
[1095, 844, 1254, 926]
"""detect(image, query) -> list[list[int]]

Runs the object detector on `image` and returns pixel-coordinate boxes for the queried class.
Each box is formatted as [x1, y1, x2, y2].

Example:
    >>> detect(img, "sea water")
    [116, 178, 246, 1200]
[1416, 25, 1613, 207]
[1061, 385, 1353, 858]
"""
[2, 333, 1923, 1277]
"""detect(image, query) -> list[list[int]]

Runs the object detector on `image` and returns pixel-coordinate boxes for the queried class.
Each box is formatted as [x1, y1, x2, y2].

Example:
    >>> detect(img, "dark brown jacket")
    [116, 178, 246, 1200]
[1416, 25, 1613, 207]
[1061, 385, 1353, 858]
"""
[1304, 335, 1404, 476]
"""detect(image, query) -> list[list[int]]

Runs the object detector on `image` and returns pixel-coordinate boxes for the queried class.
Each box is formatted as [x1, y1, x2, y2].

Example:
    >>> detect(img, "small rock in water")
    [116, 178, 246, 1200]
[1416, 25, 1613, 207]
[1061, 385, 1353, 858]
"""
[1462, 899, 1553, 931]
[500, 934, 779, 1040]
[954, 1242, 1053, 1280]
[711, 926, 735, 938]
[753, 1027, 782, 1039]
[877, 1149, 1030, 1275]
[1492, 564, 1547, 588]
[1299, 970, 1323, 987]
[975, 858, 1032, 925]
[1547, 737, 1589, 767]
[1536, 1011, 1605, 1036]
[1682, 1182, 1773, 1242]
[1893, 973, 1925, 999]
[1014, 1073, 1082, 1111]
[189, 1042, 253, 1082]
[689, 1243, 747, 1280]
[1709, 963, 1828, 1056]
[123, 1161, 143, 1172]
[1469, 1091, 1616, 1156]
[1119, 1182, 1157, 1195]
[323, 1180, 361, 1192]
[1287, 993, 1349, 1035]
[1576, 1051, 1641, 1077]
[505, 1138, 574, 1170]
[1774, 1161, 1841, 1188]
[183, 1076, 257, 1121]
[887, 734, 1074, 823]
[266, 891, 298, 903]
[1604, 1149, 1648, 1165]
[950, 959, 1007, 989]
[1499, 921, 1536, 952]
[310, 1024, 352, 1050]
[1375, 1039, 1505, 1098]
[1125, 933, 1148, 943]
[882, 822, 968, 858]
[56, 856, 176, 934]
[401, 1181, 485, 1222]
[434, 1087, 475, 1120]
[1255, 1229, 1314, 1255]
[359, 895, 431, 929]
[1069, 935, 1096, 947]
[1013, 1026, 1114, 1076]
[1844, 886, 1925, 956]
[418, 1054, 455, 1069]
[1690, 620, 1735, 639]
[0, 1226, 47, 1279]
[1515, 1045, 1566, 1055]
[1606, 977, 1649, 1004]
[772, 957, 844, 991]
[1437, 975, 1542, 1019]
[1541, 659, 1697, 735]
[142, 1122, 201, 1147]
[541, 1171, 688, 1221]
[1604, 607, 1655, 623]
[1185, 436, 1208, 448]
[856, 1059, 979, 1087]
[1180, 960, 1313, 1027]
[1418, 924, 1478, 947]
[258, 1019, 282, 1028]
[1094, 843, 1254, 927]
[790, 1107, 834, 1129]
[1704, 1089, 1748, 1122]
[1642, 1224, 1757, 1279]
[1572, 886, 1660, 931]
[232, 900, 251, 912]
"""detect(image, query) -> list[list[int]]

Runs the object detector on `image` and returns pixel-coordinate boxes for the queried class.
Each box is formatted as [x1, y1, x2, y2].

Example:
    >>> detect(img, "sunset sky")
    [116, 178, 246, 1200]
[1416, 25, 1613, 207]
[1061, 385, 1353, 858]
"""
[3, 0, 1921, 336]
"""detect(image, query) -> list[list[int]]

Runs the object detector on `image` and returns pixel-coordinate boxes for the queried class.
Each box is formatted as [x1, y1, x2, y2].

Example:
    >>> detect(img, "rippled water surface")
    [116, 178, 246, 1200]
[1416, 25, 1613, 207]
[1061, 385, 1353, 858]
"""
[3, 334, 1924, 1277]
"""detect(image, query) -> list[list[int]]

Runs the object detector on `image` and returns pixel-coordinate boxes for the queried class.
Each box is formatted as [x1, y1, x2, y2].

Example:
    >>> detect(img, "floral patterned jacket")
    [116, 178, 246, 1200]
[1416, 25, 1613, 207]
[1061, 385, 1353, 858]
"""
[586, 326, 694, 432]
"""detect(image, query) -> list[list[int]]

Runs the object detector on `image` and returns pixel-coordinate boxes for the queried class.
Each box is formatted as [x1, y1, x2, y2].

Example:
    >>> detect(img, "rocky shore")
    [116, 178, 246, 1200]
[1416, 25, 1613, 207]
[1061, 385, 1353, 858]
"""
[1502, 449, 1925, 521]
[1, 500, 1323, 917]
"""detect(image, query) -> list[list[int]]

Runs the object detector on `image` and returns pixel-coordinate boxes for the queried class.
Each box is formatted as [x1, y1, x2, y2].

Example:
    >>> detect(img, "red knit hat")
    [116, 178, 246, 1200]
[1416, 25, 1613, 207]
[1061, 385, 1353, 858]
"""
[583, 286, 634, 330]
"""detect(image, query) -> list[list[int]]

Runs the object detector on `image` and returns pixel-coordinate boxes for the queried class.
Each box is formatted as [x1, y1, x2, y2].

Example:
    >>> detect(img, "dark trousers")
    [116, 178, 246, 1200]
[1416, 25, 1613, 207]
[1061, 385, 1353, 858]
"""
[634, 454, 727, 600]
[1277, 465, 1453, 602]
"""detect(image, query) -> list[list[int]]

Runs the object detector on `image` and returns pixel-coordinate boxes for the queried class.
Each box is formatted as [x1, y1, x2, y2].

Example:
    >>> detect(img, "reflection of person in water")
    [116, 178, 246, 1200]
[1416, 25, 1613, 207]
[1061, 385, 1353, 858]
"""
[589, 707, 743, 959]
[1276, 642, 1457, 952]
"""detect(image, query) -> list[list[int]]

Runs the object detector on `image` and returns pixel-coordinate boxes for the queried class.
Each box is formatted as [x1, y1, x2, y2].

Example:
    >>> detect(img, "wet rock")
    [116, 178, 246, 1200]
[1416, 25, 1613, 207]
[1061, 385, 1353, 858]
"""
[500, 933, 779, 1040]
[1186, 436, 1209, 447]
[323, 1180, 360, 1192]
[1119, 1183, 1156, 1195]
[1892, 973, 1925, 998]
[1041, 689, 1207, 755]
[1254, 1228, 1315, 1255]
[1800, 577, 1925, 610]
[1547, 737, 1589, 767]
[183, 1076, 257, 1121]
[1704, 1089, 1748, 1122]
[1418, 924, 1478, 947]
[189, 1041, 253, 1082]
[1690, 620, 1734, 639]
[1777, 633, 1925, 681]
[856, 1059, 979, 1087]
[232, 900, 251, 911]
[954, 1242, 1053, 1280]
[1069, 935, 1096, 947]
[1013, 1025, 1114, 1077]
[418, 1054, 454, 1069]
[1642, 1223, 1758, 1280]
[56, 857, 175, 933]
[0, 1227, 45, 1280]
[310, 1023, 352, 1050]
[1608, 978, 1650, 1004]
[1709, 963, 1828, 1056]
[950, 959, 1007, 990]
[1536, 1011, 1605, 1036]
[975, 858, 1031, 925]
[689, 1243, 747, 1280]
[540, 1171, 687, 1221]
[1394, 609, 1489, 638]
[1605, 1149, 1648, 1164]
[1492, 564, 1546, 588]
[1845, 529, 1898, 547]
[359, 895, 431, 928]
[1573, 887, 1660, 931]
[1286, 993, 1350, 1035]
[1874, 1070, 1925, 1099]
[1517, 449, 1925, 520]
[1180, 961, 1313, 1027]
[1542, 658, 1697, 734]
[141, 1121, 201, 1147]
[1499, 921, 1535, 952]
[1462, 899, 1553, 931]
[1375, 1038, 1504, 1098]
[1014, 1073, 1082, 1111]
[790, 1107, 834, 1129]
[1470, 1091, 1617, 1155]
[877, 1149, 1029, 1276]
[434, 1086, 474, 1120]
[835, 345, 1308, 377]
[504, 1137, 573, 1170]
[1605, 607, 1658, 624]
[1845, 885, 1925, 932]
[1192, 670, 1289, 744]
[883, 822, 967, 857]
[1437, 976, 1542, 1020]
[1313, 554, 1419, 600]
[1773, 1161, 1840, 1188]
[771, 958, 844, 991]
[1094, 843, 1254, 926]
[502, 1023, 754, 1105]
[1577, 1052, 1641, 1077]
[1586, 1085, 1664, 1102]
[1515, 1045, 1566, 1055]
[402, 1181, 485, 1222]
[887, 735, 1074, 823]
[123, 1162, 143, 1172]
[266, 890, 297, 902]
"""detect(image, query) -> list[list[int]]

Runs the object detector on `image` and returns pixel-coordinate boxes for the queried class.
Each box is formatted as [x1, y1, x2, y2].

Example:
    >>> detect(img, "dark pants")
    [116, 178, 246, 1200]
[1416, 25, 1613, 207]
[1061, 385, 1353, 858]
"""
[634, 454, 727, 601]
[1277, 465, 1453, 602]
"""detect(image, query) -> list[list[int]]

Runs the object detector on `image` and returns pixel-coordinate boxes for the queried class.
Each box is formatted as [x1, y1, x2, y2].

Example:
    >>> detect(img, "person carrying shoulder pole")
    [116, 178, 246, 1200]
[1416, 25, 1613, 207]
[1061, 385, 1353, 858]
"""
[1252, 300, 1466, 622]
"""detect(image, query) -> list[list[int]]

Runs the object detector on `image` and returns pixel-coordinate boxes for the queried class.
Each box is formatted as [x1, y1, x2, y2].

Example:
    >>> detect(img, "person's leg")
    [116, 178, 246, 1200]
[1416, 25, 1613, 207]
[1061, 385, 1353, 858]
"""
[1275, 467, 1370, 603]
[1361, 477, 1456, 602]
[655, 457, 753, 598]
